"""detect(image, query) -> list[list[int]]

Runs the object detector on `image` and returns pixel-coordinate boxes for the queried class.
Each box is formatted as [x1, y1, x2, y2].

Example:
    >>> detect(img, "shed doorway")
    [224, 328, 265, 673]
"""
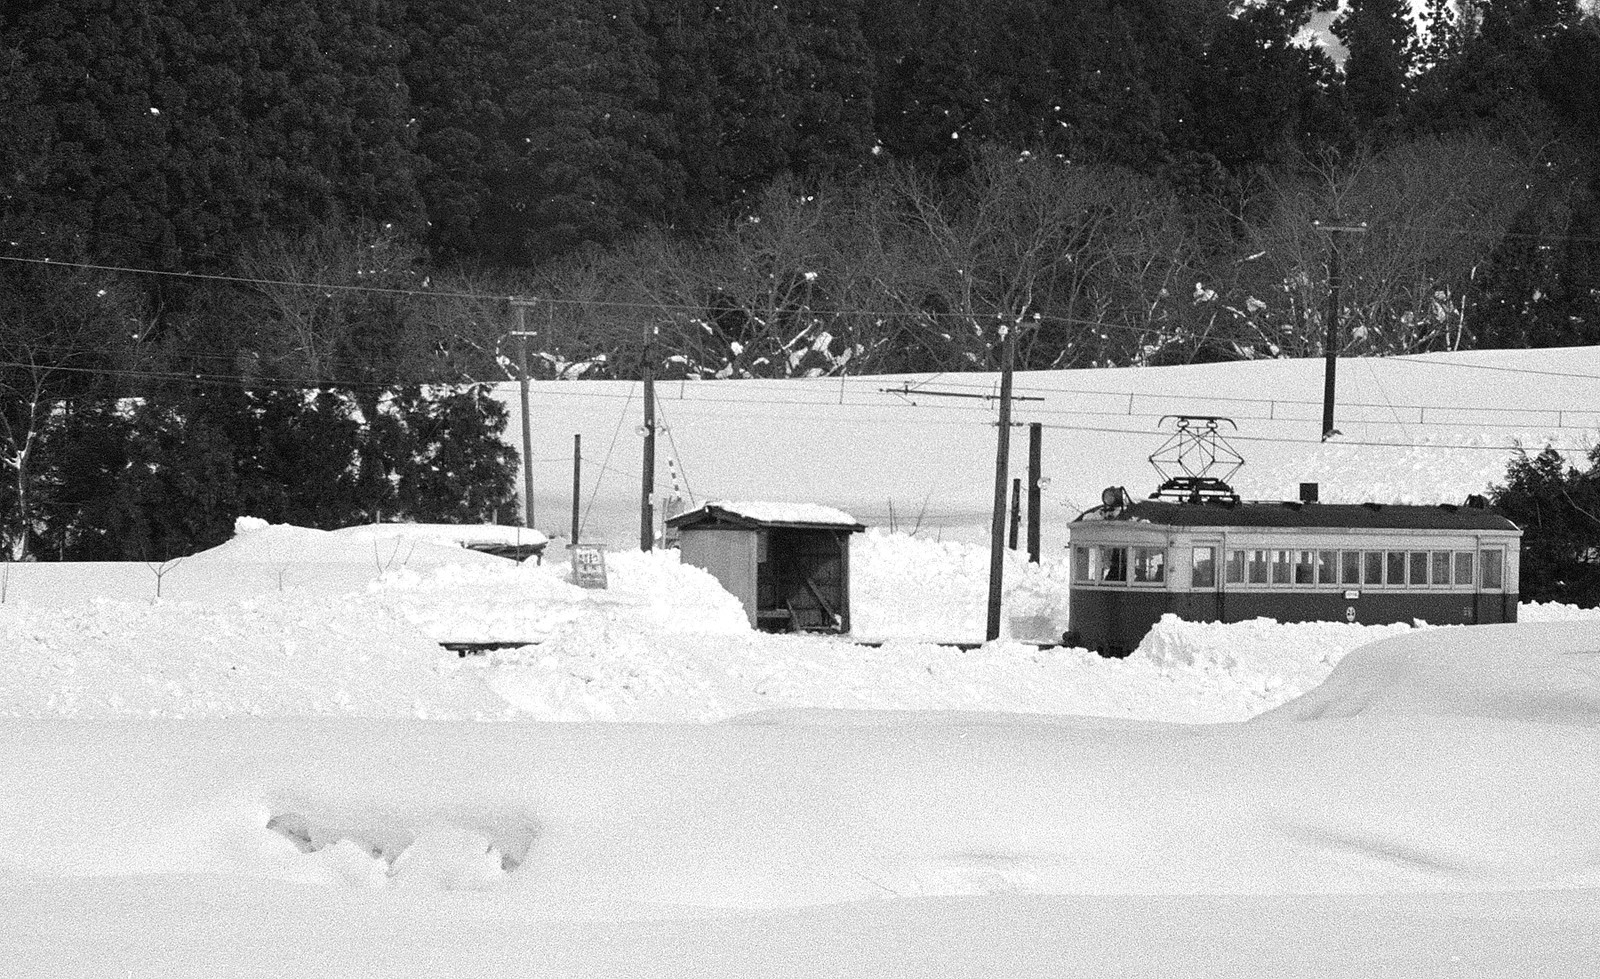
[757, 529, 850, 633]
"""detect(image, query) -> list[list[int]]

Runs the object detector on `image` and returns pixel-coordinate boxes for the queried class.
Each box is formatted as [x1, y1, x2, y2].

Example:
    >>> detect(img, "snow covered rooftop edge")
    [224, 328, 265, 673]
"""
[668, 500, 865, 530]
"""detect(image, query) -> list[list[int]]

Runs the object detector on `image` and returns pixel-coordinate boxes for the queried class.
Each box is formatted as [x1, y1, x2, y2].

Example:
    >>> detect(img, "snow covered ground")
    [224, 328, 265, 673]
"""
[4, 349, 1600, 977]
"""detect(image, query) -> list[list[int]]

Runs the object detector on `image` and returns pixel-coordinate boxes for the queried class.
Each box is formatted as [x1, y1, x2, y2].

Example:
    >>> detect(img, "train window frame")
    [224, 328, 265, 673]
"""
[1408, 551, 1429, 587]
[1226, 549, 1246, 585]
[1099, 545, 1129, 583]
[1431, 551, 1452, 587]
[1340, 551, 1361, 585]
[1363, 551, 1384, 586]
[1481, 548, 1504, 590]
[1073, 545, 1096, 583]
[1386, 551, 1407, 586]
[1131, 546, 1166, 585]
[1192, 546, 1217, 589]
[1455, 551, 1475, 587]
[1271, 549, 1292, 586]
[1316, 550, 1336, 585]
[1247, 549, 1269, 585]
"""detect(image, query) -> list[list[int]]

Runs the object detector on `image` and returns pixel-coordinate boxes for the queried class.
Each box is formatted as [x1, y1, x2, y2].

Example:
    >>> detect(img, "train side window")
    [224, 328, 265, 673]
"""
[1073, 546, 1096, 582]
[1271, 549, 1292, 585]
[1294, 550, 1316, 585]
[1100, 546, 1128, 582]
[1340, 551, 1361, 585]
[1408, 551, 1429, 586]
[1316, 550, 1336, 585]
[1226, 550, 1246, 584]
[1386, 551, 1407, 585]
[1454, 551, 1475, 587]
[1248, 550, 1269, 585]
[1132, 547, 1166, 583]
[1192, 547, 1217, 588]
[1431, 551, 1452, 586]
[1481, 549, 1504, 590]
[1363, 551, 1384, 586]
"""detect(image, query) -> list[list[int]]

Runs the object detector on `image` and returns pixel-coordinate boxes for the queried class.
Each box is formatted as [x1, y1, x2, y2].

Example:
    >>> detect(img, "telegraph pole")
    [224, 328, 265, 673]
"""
[1313, 220, 1368, 441]
[511, 299, 538, 529]
[1027, 422, 1042, 563]
[986, 320, 1018, 642]
[639, 329, 656, 552]
[571, 434, 581, 549]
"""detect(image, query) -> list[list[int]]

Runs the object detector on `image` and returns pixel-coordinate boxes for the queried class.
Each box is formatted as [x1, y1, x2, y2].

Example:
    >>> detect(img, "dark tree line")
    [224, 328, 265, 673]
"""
[3, 0, 1600, 558]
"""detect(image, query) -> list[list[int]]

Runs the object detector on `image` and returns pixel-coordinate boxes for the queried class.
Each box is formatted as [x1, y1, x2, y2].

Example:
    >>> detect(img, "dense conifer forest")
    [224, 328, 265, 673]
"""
[2, 0, 1599, 557]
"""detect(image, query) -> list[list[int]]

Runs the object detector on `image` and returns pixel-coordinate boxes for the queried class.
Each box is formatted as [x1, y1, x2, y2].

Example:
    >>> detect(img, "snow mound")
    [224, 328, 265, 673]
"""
[192, 520, 508, 569]
[1254, 620, 1600, 726]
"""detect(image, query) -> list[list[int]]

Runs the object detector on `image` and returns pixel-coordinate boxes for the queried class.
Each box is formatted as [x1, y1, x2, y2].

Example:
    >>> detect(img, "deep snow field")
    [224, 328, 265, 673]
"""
[5, 349, 1600, 977]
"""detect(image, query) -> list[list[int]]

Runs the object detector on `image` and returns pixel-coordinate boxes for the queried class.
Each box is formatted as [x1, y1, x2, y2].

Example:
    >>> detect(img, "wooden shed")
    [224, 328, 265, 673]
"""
[668, 501, 866, 634]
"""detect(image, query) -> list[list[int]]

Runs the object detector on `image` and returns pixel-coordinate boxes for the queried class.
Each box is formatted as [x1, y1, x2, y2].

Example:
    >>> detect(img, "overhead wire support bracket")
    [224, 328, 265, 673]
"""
[880, 382, 1044, 404]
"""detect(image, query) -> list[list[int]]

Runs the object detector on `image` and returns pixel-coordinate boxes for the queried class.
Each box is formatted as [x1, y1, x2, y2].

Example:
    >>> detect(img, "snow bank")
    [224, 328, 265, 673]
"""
[1255, 620, 1600, 726]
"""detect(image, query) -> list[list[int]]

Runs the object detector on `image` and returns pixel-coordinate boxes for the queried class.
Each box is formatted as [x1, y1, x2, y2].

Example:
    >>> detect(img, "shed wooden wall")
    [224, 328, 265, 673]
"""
[680, 528, 759, 628]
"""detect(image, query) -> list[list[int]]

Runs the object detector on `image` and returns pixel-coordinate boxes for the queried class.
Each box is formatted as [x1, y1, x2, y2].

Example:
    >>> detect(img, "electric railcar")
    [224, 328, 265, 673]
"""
[1065, 489, 1522, 657]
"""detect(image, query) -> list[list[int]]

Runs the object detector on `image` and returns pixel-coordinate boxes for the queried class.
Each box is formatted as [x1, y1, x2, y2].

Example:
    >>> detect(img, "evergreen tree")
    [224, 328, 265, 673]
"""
[1490, 444, 1600, 605]
[1334, 0, 1419, 141]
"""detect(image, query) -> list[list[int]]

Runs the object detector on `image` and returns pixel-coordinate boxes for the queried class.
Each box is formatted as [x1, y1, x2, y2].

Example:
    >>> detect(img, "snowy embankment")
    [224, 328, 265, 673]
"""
[0, 519, 1502, 723]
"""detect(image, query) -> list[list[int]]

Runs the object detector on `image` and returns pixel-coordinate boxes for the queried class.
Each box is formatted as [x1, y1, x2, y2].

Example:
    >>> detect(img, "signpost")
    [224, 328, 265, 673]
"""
[571, 542, 609, 589]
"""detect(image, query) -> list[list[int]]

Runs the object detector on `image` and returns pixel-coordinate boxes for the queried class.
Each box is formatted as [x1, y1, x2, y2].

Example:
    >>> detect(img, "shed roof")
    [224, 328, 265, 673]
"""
[668, 500, 866, 532]
[1076, 499, 1520, 533]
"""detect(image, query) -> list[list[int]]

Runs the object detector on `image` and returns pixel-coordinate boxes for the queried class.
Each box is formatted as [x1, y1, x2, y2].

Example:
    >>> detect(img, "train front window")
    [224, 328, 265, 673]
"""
[1455, 551, 1475, 587]
[1432, 551, 1452, 586]
[1294, 550, 1316, 585]
[1408, 552, 1429, 586]
[1192, 547, 1216, 588]
[1363, 552, 1384, 586]
[1132, 547, 1165, 583]
[1226, 550, 1246, 584]
[1340, 551, 1361, 585]
[1481, 549, 1503, 590]
[1100, 546, 1128, 582]
[1073, 546, 1096, 582]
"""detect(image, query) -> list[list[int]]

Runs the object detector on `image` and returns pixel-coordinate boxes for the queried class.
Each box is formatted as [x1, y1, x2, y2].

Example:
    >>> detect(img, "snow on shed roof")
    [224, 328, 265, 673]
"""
[668, 500, 865, 531]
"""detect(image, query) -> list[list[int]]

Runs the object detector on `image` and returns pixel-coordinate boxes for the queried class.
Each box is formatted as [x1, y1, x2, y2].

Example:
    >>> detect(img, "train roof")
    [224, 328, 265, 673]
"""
[1076, 498, 1521, 533]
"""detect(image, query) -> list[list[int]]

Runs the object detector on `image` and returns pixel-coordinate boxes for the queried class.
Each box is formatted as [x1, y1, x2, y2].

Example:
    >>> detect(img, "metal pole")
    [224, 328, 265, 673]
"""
[1027, 422, 1042, 563]
[986, 323, 1017, 642]
[640, 333, 656, 552]
[571, 433, 581, 549]
[514, 302, 536, 529]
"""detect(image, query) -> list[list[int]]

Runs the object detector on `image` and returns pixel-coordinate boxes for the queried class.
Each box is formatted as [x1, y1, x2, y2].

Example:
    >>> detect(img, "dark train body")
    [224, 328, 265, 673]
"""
[1065, 495, 1522, 657]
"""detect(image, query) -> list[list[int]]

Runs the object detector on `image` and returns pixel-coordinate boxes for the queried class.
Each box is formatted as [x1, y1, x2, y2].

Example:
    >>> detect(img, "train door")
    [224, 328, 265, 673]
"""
[1474, 545, 1509, 623]
[1189, 539, 1224, 624]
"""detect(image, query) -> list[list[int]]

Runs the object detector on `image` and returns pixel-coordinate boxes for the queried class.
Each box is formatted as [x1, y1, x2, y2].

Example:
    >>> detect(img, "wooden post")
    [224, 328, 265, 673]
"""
[514, 302, 536, 530]
[1027, 422, 1042, 563]
[571, 434, 581, 549]
[640, 332, 656, 552]
[1008, 478, 1021, 550]
[1314, 221, 1367, 441]
[986, 322, 1017, 642]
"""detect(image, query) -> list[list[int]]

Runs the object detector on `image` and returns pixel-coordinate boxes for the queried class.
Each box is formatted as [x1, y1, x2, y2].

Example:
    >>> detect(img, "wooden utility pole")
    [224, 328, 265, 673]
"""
[1313, 221, 1368, 441]
[640, 331, 656, 552]
[571, 433, 581, 550]
[986, 322, 1017, 642]
[1027, 422, 1042, 563]
[1008, 478, 1022, 550]
[511, 300, 537, 529]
